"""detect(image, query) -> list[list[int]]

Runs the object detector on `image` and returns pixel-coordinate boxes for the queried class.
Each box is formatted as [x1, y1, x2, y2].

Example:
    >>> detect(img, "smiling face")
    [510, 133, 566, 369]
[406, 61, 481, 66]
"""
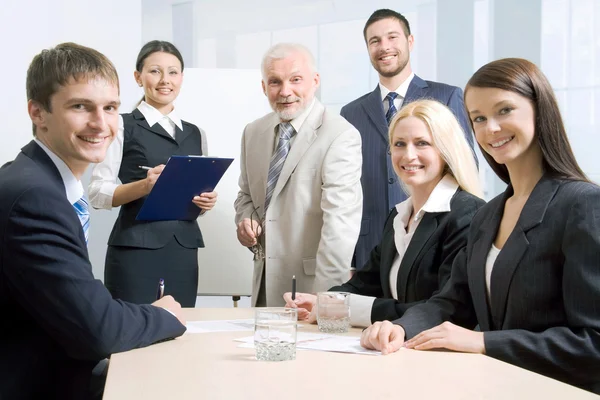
[135, 51, 183, 114]
[261, 51, 320, 121]
[365, 17, 413, 79]
[391, 116, 445, 195]
[29, 77, 120, 178]
[466, 87, 540, 169]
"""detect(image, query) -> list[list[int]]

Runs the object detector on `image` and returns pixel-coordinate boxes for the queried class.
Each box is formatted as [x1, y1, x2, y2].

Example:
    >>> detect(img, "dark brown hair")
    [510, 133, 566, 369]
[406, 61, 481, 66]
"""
[465, 58, 589, 184]
[363, 9, 411, 41]
[26, 42, 119, 135]
[134, 40, 184, 108]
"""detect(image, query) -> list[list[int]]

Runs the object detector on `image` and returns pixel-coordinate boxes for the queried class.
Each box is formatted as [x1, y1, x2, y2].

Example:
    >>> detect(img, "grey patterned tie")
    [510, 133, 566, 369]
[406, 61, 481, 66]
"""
[264, 122, 296, 212]
[385, 92, 399, 125]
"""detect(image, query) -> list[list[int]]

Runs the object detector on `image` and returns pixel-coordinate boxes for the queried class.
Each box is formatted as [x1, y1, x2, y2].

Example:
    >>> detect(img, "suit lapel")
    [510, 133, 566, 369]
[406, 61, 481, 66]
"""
[489, 176, 559, 328]
[379, 211, 399, 299]
[268, 101, 321, 205]
[255, 115, 279, 212]
[132, 109, 176, 143]
[174, 124, 191, 145]
[467, 192, 508, 331]
[404, 75, 429, 105]
[360, 86, 389, 145]
[396, 213, 438, 302]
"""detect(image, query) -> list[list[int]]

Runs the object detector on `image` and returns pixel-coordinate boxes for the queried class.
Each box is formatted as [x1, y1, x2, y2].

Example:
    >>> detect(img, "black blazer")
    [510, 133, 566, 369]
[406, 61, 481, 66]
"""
[330, 189, 484, 323]
[107, 109, 205, 249]
[340, 75, 477, 271]
[0, 141, 186, 399]
[397, 176, 600, 394]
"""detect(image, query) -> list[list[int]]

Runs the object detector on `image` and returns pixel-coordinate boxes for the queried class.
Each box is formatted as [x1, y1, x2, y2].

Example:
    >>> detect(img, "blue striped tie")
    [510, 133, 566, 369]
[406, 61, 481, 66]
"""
[385, 92, 399, 125]
[264, 122, 296, 212]
[73, 196, 90, 245]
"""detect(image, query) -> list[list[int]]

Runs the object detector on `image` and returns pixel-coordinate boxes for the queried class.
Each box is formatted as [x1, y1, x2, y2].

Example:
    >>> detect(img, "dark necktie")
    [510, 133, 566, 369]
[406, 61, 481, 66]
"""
[385, 92, 399, 125]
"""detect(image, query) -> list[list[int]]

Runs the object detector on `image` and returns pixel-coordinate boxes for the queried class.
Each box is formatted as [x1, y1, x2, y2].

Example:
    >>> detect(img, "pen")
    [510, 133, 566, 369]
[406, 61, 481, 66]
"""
[292, 275, 296, 301]
[139, 165, 152, 171]
[156, 278, 165, 300]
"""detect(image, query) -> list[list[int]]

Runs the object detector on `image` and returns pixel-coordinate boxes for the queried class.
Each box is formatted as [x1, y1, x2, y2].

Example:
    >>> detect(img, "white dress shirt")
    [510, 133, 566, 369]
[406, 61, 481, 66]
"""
[379, 72, 415, 115]
[88, 101, 186, 210]
[34, 139, 83, 204]
[485, 244, 501, 302]
[349, 174, 459, 327]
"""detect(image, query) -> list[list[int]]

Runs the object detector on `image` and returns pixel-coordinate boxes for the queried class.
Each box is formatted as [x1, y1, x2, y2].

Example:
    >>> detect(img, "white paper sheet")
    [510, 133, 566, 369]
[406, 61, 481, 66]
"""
[235, 332, 380, 356]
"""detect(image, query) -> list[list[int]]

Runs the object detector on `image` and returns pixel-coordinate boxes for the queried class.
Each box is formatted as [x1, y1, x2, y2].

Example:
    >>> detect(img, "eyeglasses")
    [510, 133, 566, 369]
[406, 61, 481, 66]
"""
[250, 206, 265, 262]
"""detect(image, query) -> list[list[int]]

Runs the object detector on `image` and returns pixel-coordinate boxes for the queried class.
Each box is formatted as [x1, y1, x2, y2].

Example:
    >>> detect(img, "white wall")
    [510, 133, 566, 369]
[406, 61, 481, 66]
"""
[0, 0, 143, 279]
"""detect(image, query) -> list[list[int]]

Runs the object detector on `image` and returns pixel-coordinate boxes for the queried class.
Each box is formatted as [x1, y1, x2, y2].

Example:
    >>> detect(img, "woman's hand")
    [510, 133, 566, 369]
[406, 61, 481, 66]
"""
[404, 321, 485, 354]
[283, 292, 316, 322]
[144, 164, 165, 194]
[193, 191, 218, 213]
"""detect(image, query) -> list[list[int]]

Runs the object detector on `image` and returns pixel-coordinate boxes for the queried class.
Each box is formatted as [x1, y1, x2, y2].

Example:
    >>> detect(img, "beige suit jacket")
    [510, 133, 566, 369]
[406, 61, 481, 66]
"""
[234, 100, 363, 306]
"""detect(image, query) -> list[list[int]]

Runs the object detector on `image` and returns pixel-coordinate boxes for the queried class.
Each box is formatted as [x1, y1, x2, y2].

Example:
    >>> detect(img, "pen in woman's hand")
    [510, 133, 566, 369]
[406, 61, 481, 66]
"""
[139, 165, 152, 171]
[156, 278, 165, 300]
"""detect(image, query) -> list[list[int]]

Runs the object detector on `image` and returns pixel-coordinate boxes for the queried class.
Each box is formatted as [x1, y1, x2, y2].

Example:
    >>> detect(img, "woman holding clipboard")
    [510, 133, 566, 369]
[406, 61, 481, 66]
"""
[89, 41, 217, 307]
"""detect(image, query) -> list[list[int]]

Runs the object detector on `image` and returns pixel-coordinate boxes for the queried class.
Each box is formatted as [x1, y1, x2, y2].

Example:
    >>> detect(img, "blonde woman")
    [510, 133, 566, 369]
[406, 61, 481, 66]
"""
[284, 99, 484, 327]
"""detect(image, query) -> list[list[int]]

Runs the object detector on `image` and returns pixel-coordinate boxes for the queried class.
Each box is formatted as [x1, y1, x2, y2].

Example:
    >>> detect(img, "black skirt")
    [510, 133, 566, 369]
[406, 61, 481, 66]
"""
[104, 236, 199, 307]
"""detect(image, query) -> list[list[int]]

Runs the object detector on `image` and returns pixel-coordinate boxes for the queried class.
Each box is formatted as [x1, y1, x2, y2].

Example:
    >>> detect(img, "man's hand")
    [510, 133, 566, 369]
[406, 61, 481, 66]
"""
[236, 217, 261, 247]
[152, 295, 186, 326]
[403, 321, 485, 354]
[283, 292, 316, 322]
[360, 320, 405, 355]
[144, 164, 165, 194]
[193, 191, 218, 212]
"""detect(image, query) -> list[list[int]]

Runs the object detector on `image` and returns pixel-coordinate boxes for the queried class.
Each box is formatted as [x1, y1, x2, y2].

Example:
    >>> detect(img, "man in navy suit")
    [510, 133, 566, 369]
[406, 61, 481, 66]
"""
[341, 9, 477, 270]
[0, 43, 187, 400]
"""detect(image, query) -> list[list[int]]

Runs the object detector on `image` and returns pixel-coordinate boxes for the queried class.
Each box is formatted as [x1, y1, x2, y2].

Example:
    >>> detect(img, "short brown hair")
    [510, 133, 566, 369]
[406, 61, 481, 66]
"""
[465, 58, 588, 184]
[363, 9, 411, 41]
[26, 42, 119, 134]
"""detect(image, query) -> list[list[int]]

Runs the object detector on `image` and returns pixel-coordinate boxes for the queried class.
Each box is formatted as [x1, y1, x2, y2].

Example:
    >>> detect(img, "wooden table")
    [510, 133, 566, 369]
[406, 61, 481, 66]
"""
[103, 308, 597, 399]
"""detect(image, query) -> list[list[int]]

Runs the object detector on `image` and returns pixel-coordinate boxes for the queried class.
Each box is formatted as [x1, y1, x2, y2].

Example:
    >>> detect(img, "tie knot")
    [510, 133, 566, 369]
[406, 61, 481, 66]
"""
[278, 122, 295, 141]
[386, 92, 399, 102]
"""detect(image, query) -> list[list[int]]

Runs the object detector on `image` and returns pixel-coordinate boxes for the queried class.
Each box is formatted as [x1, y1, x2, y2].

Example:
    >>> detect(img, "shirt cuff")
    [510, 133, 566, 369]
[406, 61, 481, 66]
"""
[89, 182, 119, 210]
[161, 307, 177, 318]
[349, 294, 376, 328]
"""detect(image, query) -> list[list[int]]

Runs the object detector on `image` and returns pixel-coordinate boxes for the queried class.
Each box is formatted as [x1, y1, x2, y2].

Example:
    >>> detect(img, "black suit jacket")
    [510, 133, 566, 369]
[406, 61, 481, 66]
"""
[0, 141, 186, 399]
[330, 189, 484, 323]
[397, 176, 600, 394]
[340, 76, 477, 271]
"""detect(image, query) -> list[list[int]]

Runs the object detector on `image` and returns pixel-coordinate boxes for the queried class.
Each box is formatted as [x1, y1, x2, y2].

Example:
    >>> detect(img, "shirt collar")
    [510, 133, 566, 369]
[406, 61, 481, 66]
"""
[279, 98, 316, 134]
[379, 72, 415, 102]
[138, 101, 183, 131]
[34, 139, 83, 204]
[395, 174, 459, 220]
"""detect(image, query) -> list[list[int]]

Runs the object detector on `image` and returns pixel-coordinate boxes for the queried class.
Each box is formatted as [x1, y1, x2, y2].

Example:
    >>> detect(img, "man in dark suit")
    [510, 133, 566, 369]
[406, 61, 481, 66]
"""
[0, 43, 187, 400]
[341, 9, 477, 270]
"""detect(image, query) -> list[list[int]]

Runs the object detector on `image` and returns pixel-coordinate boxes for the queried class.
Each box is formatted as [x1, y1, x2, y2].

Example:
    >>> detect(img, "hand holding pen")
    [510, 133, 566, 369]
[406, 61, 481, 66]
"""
[139, 164, 165, 194]
[152, 279, 186, 325]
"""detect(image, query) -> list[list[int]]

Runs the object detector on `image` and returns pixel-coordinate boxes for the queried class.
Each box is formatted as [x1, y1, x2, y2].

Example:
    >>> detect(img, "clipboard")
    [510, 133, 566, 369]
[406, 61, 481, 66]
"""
[136, 155, 234, 221]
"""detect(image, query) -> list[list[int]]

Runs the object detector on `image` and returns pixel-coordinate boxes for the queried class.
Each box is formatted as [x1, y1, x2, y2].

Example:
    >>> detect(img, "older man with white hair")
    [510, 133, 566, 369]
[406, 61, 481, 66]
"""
[234, 43, 363, 306]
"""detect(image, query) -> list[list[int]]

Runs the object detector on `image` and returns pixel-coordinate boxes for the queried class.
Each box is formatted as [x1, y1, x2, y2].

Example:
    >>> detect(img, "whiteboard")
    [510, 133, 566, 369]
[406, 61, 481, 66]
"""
[175, 68, 271, 296]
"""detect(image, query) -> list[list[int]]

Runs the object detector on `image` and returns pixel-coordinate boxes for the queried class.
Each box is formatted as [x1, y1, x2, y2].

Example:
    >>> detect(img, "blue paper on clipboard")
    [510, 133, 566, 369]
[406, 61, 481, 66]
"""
[136, 155, 234, 221]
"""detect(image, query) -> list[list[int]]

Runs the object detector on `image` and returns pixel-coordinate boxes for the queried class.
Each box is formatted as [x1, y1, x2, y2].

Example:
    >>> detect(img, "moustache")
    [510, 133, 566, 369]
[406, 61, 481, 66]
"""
[276, 97, 301, 104]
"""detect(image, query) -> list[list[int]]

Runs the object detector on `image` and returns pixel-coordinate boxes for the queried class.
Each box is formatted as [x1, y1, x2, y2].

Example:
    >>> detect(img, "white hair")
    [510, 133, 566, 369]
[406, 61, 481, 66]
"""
[261, 43, 317, 81]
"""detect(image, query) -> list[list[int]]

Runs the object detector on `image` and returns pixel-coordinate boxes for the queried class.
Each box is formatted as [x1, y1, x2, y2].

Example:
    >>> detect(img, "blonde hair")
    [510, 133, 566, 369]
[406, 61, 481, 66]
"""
[388, 99, 483, 198]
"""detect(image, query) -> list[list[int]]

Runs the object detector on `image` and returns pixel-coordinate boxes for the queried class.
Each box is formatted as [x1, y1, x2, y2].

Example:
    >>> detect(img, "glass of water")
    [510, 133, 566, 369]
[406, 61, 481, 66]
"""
[317, 292, 350, 333]
[254, 308, 298, 361]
